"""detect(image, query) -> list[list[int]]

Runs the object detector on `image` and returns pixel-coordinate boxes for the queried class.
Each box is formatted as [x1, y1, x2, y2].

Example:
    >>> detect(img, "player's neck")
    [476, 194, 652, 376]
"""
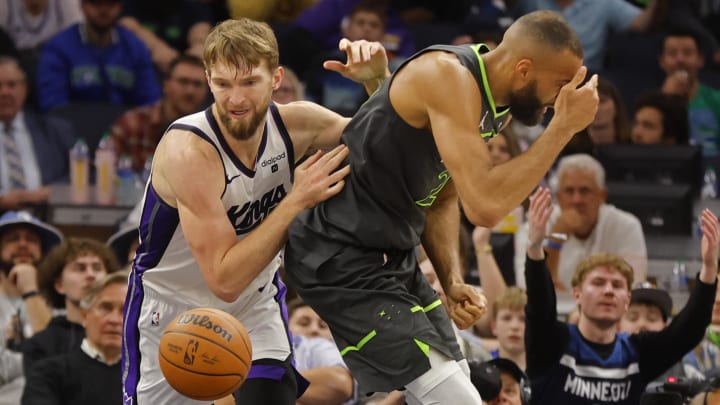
[479, 51, 514, 107]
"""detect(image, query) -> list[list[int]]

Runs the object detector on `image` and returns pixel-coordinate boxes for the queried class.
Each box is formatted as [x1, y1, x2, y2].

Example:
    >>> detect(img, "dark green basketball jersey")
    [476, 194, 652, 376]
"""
[303, 44, 509, 250]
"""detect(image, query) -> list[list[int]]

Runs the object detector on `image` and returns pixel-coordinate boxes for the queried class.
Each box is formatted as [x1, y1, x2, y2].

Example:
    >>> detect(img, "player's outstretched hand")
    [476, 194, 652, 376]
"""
[324, 38, 389, 84]
[289, 145, 350, 209]
[552, 66, 599, 135]
[446, 283, 487, 330]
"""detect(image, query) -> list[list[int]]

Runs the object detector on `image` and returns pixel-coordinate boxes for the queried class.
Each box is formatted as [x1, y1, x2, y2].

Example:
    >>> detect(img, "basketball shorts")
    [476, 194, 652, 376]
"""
[284, 232, 464, 393]
[122, 270, 295, 405]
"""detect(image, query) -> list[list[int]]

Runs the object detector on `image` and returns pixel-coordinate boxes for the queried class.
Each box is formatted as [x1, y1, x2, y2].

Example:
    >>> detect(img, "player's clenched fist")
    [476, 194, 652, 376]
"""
[552, 66, 600, 135]
[446, 283, 487, 330]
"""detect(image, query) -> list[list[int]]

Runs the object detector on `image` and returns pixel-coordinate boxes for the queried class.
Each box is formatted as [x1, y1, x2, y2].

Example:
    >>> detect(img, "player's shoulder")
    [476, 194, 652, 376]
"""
[401, 50, 471, 89]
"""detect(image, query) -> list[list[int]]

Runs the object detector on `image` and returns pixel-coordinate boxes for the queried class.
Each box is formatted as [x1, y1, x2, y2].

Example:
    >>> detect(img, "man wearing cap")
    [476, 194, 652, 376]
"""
[486, 358, 531, 405]
[620, 285, 705, 383]
[470, 358, 530, 405]
[0, 210, 62, 403]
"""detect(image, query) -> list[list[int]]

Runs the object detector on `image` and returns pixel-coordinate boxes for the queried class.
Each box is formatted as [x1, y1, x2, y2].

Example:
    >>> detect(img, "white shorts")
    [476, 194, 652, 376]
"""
[122, 271, 292, 405]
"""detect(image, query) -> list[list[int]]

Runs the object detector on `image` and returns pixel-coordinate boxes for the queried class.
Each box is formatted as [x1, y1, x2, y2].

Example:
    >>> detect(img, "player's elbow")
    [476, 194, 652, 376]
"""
[211, 286, 240, 303]
[464, 204, 503, 228]
[207, 276, 242, 303]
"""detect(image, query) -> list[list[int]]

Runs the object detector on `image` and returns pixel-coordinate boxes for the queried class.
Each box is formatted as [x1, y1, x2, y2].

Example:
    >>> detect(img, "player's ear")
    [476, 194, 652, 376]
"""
[272, 66, 285, 91]
[514, 58, 533, 83]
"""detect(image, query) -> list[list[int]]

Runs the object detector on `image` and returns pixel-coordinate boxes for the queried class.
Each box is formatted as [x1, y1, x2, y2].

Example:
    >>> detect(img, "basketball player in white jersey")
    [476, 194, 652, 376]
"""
[121, 18, 390, 405]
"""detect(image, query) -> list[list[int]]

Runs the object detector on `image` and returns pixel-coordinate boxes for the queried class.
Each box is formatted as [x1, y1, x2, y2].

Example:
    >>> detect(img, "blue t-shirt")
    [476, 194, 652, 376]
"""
[37, 23, 161, 111]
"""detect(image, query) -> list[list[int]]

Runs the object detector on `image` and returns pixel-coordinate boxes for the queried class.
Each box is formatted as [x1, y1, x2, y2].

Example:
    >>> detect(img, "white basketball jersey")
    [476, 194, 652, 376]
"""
[134, 105, 294, 310]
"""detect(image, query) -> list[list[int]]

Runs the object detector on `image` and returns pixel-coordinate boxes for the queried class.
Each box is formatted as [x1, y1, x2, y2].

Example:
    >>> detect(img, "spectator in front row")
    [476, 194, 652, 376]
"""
[490, 288, 527, 371]
[631, 92, 689, 145]
[36, 0, 161, 112]
[0, 211, 62, 403]
[22, 238, 120, 373]
[524, 187, 718, 405]
[0, 56, 75, 211]
[288, 297, 355, 405]
[540, 153, 647, 290]
[21, 271, 127, 405]
[484, 358, 531, 405]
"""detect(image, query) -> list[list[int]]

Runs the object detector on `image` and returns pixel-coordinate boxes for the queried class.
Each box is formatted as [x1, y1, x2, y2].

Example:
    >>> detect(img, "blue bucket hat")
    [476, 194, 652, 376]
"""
[0, 211, 63, 254]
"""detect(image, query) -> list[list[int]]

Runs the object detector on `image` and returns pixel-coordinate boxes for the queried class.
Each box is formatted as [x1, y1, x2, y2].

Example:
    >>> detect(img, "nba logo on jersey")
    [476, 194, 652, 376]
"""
[151, 311, 160, 326]
[272, 164, 278, 173]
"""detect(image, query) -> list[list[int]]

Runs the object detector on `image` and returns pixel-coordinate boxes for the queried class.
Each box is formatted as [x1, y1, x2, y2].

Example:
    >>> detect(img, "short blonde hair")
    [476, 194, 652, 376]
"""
[571, 253, 634, 289]
[204, 18, 279, 76]
[492, 287, 527, 319]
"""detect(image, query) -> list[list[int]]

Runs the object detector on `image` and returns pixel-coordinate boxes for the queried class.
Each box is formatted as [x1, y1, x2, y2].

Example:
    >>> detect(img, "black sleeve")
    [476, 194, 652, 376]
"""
[20, 335, 46, 375]
[631, 274, 717, 383]
[21, 357, 64, 405]
[525, 256, 570, 378]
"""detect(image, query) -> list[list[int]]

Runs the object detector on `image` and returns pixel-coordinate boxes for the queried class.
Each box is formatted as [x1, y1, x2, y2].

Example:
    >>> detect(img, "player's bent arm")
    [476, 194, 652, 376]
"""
[418, 59, 585, 226]
[158, 132, 306, 302]
[296, 366, 354, 405]
[278, 102, 350, 159]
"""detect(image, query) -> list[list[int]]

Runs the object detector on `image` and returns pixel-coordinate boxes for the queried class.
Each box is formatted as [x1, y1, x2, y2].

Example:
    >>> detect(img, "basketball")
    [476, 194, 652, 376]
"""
[158, 307, 252, 401]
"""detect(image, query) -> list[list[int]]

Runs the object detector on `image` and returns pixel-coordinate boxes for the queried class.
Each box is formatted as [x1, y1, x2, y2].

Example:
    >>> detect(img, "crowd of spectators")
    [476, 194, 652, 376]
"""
[3, 0, 720, 404]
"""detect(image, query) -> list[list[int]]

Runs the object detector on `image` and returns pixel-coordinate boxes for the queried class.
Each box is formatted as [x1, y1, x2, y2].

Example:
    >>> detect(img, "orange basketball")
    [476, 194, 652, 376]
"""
[159, 307, 252, 401]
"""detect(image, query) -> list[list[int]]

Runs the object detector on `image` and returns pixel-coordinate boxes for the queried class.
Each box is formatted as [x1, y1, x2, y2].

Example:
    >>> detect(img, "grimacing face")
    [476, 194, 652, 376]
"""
[208, 60, 279, 141]
[509, 50, 582, 126]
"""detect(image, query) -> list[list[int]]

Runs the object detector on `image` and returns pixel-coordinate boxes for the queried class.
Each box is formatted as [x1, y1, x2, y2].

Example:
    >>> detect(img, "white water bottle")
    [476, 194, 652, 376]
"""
[69, 138, 89, 203]
[94, 133, 116, 204]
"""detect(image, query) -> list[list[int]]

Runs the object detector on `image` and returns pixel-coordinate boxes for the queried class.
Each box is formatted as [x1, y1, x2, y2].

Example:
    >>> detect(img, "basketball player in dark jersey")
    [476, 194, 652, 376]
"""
[284, 10, 600, 404]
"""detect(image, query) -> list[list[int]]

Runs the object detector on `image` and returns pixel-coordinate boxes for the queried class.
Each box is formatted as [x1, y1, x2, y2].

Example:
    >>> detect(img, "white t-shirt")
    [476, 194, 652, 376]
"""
[514, 204, 647, 288]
